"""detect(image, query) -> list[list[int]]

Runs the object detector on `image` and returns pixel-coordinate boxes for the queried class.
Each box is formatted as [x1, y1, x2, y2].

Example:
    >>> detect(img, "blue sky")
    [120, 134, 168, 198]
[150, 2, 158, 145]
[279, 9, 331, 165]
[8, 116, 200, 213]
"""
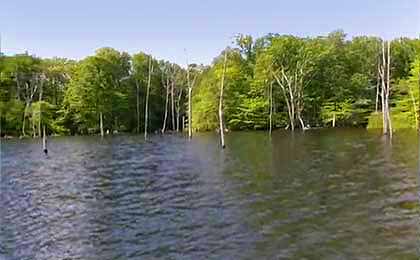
[1, 0, 419, 65]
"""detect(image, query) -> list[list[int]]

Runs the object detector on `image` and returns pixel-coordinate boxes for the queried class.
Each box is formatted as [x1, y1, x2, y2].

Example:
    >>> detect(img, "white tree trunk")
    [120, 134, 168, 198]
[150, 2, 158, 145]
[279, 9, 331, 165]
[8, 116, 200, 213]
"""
[136, 80, 140, 134]
[188, 86, 192, 138]
[269, 81, 273, 135]
[145, 57, 153, 140]
[409, 86, 418, 129]
[100, 112, 104, 137]
[162, 80, 169, 134]
[42, 125, 47, 151]
[176, 88, 182, 132]
[380, 40, 392, 137]
[386, 41, 392, 137]
[219, 52, 227, 149]
[171, 81, 175, 131]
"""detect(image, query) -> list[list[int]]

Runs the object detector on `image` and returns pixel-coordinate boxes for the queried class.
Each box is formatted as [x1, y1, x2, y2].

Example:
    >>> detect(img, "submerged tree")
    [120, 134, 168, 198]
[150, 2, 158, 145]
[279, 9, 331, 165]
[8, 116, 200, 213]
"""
[144, 56, 153, 140]
[379, 40, 392, 137]
[218, 51, 227, 148]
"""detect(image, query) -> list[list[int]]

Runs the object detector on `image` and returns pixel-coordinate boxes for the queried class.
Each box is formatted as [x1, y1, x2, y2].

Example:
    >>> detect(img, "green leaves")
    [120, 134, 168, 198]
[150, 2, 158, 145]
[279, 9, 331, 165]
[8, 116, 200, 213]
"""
[1, 32, 419, 136]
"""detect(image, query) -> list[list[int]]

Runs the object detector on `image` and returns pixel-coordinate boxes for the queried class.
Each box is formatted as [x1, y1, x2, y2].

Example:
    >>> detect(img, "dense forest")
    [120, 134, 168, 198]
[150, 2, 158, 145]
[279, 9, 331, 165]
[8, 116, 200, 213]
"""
[0, 31, 419, 137]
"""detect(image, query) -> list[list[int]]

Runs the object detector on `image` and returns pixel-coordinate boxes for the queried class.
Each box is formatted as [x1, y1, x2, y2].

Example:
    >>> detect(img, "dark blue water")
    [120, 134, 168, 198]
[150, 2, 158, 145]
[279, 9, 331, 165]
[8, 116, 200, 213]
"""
[1, 129, 419, 259]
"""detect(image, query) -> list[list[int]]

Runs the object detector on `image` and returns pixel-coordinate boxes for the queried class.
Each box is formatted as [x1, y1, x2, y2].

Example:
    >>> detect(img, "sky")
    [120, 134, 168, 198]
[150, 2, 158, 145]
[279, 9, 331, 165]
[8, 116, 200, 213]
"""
[1, 0, 419, 65]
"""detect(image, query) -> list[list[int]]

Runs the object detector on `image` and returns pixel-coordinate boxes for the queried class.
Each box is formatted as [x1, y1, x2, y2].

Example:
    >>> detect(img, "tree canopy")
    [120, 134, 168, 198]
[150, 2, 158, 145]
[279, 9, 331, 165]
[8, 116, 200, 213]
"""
[1, 31, 419, 137]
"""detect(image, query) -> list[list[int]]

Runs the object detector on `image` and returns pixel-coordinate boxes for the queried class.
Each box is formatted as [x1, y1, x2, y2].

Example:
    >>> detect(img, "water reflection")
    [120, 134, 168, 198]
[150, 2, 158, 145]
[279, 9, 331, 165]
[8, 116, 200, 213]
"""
[0, 130, 419, 259]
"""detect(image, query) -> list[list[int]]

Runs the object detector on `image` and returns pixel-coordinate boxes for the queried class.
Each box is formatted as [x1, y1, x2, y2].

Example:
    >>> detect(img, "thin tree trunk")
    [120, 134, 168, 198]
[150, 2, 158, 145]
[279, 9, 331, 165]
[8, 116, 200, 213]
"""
[219, 52, 227, 149]
[289, 86, 295, 131]
[187, 62, 193, 138]
[22, 104, 27, 136]
[298, 115, 305, 129]
[15, 69, 21, 101]
[386, 41, 392, 137]
[380, 40, 392, 137]
[375, 62, 380, 112]
[162, 80, 169, 134]
[32, 117, 36, 138]
[144, 57, 153, 140]
[272, 72, 293, 131]
[171, 80, 175, 131]
[332, 112, 336, 128]
[42, 125, 46, 151]
[136, 80, 140, 134]
[182, 116, 185, 132]
[418, 66, 420, 130]
[409, 86, 418, 129]
[188, 87, 192, 138]
[381, 41, 388, 135]
[100, 112, 104, 137]
[38, 77, 43, 138]
[269, 81, 273, 135]
[176, 88, 182, 132]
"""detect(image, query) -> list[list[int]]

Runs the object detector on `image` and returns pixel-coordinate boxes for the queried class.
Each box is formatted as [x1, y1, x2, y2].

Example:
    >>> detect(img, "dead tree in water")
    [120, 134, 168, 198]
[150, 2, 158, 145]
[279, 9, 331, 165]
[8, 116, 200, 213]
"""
[21, 75, 39, 136]
[144, 57, 153, 140]
[161, 68, 170, 134]
[171, 76, 176, 131]
[379, 40, 392, 137]
[42, 125, 47, 154]
[271, 60, 310, 131]
[99, 112, 104, 137]
[218, 52, 227, 149]
[184, 51, 199, 138]
[176, 87, 183, 132]
[186, 54, 193, 138]
[269, 81, 273, 135]
[418, 64, 420, 130]
[135, 79, 141, 134]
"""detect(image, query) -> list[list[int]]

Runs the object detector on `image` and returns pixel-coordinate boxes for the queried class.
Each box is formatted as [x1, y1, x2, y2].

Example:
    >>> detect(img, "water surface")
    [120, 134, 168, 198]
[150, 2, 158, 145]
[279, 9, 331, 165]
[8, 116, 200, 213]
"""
[1, 129, 419, 259]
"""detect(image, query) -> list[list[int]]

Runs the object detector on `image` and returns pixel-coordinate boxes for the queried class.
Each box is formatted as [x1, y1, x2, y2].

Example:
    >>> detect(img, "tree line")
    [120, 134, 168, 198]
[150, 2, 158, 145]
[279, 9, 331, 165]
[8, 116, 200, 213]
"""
[0, 31, 419, 138]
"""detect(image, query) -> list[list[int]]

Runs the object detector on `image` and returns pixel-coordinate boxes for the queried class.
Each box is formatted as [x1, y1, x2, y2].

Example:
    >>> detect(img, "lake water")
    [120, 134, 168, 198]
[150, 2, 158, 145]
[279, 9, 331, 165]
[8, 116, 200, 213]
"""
[0, 129, 419, 259]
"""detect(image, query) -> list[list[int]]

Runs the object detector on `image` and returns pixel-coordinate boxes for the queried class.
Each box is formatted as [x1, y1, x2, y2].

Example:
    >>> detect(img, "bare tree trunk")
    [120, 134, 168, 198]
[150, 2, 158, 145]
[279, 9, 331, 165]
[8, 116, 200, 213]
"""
[272, 72, 293, 131]
[21, 78, 39, 137]
[188, 86, 192, 138]
[15, 68, 21, 101]
[296, 92, 305, 130]
[144, 57, 153, 140]
[386, 41, 392, 137]
[187, 61, 193, 138]
[269, 81, 273, 135]
[22, 105, 27, 136]
[332, 112, 336, 128]
[409, 86, 418, 129]
[375, 62, 380, 112]
[38, 77, 43, 138]
[298, 115, 305, 129]
[136, 80, 140, 134]
[380, 40, 392, 137]
[32, 117, 36, 138]
[182, 116, 185, 132]
[418, 66, 420, 130]
[171, 80, 175, 131]
[162, 80, 169, 134]
[289, 87, 295, 131]
[381, 41, 388, 135]
[42, 125, 46, 151]
[176, 88, 182, 132]
[219, 52, 227, 149]
[100, 112, 104, 137]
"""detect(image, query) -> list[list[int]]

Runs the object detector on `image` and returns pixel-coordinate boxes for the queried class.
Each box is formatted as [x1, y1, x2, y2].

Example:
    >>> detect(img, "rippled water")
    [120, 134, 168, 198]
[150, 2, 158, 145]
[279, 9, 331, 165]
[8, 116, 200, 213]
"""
[0, 129, 419, 259]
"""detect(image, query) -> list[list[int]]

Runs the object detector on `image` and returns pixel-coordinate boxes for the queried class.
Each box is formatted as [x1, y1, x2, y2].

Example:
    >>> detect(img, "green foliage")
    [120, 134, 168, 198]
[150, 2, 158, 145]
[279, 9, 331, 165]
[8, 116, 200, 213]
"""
[368, 57, 420, 130]
[1, 32, 419, 136]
